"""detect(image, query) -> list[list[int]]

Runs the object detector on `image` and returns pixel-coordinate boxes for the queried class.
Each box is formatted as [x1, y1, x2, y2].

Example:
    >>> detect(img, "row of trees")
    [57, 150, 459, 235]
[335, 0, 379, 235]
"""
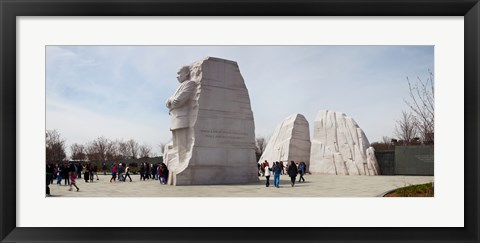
[46, 130, 160, 164]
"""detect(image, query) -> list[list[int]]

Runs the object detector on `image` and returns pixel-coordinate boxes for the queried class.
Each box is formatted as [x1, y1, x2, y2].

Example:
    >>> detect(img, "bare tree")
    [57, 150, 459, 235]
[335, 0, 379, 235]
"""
[381, 136, 390, 145]
[70, 143, 86, 161]
[85, 142, 100, 162]
[255, 136, 268, 161]
[117, 140, 130, 160]
[105, 140, 118, 161]
[85, 136, 111, 162]
[394, 111, 418, 145]
[46, 130, 66, 164]
[255, 137, 267, 155]
[139, 144, 152, 158]
[405, 71, 434, 144]
[127, 139, 139, 159]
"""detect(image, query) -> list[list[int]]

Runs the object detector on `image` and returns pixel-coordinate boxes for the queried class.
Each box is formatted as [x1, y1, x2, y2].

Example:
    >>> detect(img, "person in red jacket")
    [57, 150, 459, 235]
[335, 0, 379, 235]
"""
[110, 163, 117, 183]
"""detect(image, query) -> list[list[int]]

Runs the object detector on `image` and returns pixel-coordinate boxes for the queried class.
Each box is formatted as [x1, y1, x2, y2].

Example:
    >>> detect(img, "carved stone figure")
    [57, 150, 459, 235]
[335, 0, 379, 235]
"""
[258, 113, 311, 171]
[165, 57, 258, 185]
[309, 110, 380, 175]
[165, 66, 197, 178]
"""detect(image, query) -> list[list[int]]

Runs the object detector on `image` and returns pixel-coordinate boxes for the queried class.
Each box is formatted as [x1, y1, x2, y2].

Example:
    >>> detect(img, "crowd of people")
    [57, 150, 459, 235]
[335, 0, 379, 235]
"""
[45, 161, 170, 195]
[109, 162, 169, 184]
[46, 159, 308, 196]
[258, 160, 307, 188]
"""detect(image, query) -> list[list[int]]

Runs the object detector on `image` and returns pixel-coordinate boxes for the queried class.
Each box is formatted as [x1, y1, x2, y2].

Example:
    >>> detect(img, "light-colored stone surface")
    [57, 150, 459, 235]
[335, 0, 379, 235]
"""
[259, 113, 311, 170]
[48, 174, 434, 197]
[366, 146, 380, 175]
[165, 57, 258, 185]
[163, 141, 174, 166]
[309, 110, 379, 175]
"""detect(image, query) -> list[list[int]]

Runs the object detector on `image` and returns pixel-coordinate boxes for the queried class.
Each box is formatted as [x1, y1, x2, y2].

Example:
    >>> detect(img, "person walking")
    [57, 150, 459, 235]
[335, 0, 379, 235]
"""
[272, 161, 282, 188]
[157, 164, 163, 184]
[89, 163, 94, 182]
[139, 163, 146, 181]
[159, 163, 168, 184]
[93, 164, 99, 180]
[55, 164, 62, 185]
[46, 164, 54, 196]
[124, 164, 132, 182]
[102, 162, 107, 175]
[279, 161, 285, 175]
[298, 162, 306, 183]
[69, 171, 80, 192]
[287, 161, 298, 187]
[264, 163, 271, 187]
[145, 163, 151, 180]
[117, 163, 124, 182]
[84, 163, 90, 183]
[110, 163, 117, 183]
[76, 163, 82, 179]
[62, 163, 70, 185]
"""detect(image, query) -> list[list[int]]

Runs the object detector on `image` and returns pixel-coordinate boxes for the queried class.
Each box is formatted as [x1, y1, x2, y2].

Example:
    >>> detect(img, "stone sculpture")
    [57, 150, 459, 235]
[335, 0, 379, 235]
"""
[309, 110, 380, 175]
[258, 113, 311, 171]
[165, 57, 258, 185]
[366, 146, 380, 175]
[163, 141, 174, 166]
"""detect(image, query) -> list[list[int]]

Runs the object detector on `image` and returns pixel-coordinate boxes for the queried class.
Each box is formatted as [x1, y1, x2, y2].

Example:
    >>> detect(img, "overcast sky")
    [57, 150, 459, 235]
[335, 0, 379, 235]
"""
[46, 45, 433, 157]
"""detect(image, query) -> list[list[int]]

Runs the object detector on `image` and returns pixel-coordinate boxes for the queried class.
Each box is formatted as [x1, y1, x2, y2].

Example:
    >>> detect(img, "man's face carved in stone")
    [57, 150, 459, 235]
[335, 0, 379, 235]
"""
[176, 67, 189, 83]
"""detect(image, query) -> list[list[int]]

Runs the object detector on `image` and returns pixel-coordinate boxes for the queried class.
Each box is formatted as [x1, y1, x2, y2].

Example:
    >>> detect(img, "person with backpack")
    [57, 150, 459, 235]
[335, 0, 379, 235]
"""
[117, 163, 124, 182]
[287, 161, 298, 187]
[298, 161, 306, 183]
[272, 161, 282, 188]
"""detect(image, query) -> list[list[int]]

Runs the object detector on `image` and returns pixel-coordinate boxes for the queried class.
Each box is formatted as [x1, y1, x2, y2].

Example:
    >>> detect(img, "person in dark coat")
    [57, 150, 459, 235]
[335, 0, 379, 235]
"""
[159, 163, 169, 184]
[89, 163, 95, 182]
[287, 161, 298, 187]
[62, 163, 70, 185]
[298, 161, 306, 183]
[84, 163, 90, 183]
[102, 162, 107, 175]
[272, 162, 282, 188]
[46, 163, 53, 195]
[139, 163, 146, 181]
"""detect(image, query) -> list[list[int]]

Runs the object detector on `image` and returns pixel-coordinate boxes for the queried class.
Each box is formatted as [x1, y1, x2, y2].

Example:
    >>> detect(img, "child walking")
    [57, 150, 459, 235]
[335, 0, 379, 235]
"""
[68, 171, 79, 192]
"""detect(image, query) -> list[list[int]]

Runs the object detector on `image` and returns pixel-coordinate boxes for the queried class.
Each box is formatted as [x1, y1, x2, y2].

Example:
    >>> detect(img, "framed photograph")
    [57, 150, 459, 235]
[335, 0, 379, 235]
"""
[1, 0, 478, 242]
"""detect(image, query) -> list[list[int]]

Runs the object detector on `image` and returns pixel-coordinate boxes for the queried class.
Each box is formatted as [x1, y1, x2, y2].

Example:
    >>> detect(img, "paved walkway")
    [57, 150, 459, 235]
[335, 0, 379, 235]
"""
[48, 174, 434, 197]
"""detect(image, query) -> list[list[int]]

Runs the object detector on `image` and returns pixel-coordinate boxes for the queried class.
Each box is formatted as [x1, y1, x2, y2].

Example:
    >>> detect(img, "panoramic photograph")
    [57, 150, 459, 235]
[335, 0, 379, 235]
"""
[45, 45, 434, 197]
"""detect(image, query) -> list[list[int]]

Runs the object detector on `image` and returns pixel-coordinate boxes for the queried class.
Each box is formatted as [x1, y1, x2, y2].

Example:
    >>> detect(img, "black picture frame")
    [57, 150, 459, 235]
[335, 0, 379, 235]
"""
[1, 0, 478, 242]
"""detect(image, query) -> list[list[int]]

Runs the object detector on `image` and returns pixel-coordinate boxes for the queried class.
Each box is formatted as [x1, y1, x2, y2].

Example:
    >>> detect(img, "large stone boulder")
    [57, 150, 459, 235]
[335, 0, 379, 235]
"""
[309, 110, 380, 175]
[258, 113, 311, 170]
[166, 57, 259, 185]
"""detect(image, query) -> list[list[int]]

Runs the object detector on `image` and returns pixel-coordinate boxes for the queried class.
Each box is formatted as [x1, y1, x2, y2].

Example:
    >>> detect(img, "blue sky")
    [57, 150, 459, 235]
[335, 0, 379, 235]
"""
[46, 46, 434, 157]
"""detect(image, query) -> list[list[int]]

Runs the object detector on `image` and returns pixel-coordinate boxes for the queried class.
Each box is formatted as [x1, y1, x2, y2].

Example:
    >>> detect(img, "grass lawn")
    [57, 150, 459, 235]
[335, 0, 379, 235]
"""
[384, 182, 434, 197]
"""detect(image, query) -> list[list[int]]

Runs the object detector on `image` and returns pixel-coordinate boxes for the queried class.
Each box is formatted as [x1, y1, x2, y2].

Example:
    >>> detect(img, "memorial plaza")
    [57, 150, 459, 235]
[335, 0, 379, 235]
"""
[48, 174, 434, 197]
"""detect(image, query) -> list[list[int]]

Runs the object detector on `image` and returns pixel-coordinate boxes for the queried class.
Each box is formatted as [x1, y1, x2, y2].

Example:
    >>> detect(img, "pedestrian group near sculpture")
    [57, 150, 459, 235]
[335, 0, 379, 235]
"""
[164, 57, 381, 186]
